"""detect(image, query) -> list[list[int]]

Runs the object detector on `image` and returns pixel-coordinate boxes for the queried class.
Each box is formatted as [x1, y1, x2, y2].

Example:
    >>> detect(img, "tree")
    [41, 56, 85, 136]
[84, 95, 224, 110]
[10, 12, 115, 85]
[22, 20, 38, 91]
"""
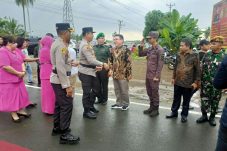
[203, 27, 210, 39]
[0, 17, 26, 37]
[71, 33, 82, 42]
[15, 0, 35, 33]
[159, 9, 201, 53]
[143, 10, 164, 37]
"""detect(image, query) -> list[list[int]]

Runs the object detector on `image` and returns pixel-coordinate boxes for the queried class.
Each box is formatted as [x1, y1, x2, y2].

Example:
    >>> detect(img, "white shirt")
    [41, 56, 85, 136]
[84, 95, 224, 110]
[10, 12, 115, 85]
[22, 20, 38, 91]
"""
[68, 47, 78, 75]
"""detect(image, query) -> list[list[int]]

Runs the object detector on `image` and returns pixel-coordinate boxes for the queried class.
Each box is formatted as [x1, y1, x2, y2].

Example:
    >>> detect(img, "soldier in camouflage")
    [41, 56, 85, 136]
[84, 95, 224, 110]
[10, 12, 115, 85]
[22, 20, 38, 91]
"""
[197, 36, 226, 126]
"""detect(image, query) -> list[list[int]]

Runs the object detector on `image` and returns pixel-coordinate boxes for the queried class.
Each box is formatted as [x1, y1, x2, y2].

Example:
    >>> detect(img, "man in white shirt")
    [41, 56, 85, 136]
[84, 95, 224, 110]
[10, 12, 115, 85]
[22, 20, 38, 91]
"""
[22, 39, 33, 84]
[68, 44, 79, 97]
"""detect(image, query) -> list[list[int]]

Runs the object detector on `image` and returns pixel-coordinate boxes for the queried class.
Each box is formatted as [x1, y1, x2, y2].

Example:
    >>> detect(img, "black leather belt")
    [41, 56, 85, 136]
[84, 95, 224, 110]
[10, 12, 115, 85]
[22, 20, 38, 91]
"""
[80, 63, 96, 69]
[52, 69, 71, 76]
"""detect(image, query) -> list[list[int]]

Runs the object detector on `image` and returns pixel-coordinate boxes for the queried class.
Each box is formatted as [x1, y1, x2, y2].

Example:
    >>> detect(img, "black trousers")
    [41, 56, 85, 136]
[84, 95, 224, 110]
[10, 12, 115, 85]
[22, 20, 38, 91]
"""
[96, 69, 109, 102]
[78, 72, 99, 112]
[37, 64, 41, 85]
[51, 83, 73, 131]
[171, 85, 193, 117]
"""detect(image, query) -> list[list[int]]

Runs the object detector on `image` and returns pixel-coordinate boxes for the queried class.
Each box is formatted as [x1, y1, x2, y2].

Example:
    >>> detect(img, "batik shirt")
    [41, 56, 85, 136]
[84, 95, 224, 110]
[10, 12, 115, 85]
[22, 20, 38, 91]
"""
[109, 46, 132, 80]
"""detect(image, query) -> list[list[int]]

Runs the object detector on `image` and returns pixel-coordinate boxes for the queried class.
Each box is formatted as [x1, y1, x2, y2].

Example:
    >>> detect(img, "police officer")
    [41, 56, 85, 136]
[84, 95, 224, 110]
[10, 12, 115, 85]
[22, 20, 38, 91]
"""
[78, 27, 109, 119]
[50, 23, 80, 144]
[139, 31, 164, 117]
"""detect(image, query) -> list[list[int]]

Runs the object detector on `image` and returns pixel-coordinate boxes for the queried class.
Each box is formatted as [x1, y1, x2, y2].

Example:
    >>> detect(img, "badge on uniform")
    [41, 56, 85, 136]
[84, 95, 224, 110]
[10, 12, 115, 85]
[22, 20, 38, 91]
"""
[61, 47, 68, 54]
[86, 44, 93, 50]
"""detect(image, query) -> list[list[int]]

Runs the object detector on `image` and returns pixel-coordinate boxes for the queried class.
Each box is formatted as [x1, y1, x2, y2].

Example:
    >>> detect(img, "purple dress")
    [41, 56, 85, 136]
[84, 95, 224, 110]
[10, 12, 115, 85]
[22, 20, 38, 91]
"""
[39, 36, 55, 114]
[0, 47, 31, 112]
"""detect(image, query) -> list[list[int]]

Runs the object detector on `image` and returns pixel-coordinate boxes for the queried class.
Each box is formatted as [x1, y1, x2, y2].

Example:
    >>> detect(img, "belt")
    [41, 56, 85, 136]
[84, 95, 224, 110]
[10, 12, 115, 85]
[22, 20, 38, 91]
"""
[52, 69, 71, 76]
[80, 63, 96, 69]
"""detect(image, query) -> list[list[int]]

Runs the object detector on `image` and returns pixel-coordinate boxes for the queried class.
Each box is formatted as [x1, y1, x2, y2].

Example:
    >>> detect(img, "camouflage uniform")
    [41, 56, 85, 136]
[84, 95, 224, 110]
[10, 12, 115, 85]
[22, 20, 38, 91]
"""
[201, 49, 226, 117]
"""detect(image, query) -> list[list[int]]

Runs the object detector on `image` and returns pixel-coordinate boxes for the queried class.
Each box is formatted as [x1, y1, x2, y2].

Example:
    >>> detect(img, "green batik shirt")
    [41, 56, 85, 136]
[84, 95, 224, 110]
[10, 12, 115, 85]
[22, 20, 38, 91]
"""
[201, 49, 226, 84]
[93, 44, 111, 63]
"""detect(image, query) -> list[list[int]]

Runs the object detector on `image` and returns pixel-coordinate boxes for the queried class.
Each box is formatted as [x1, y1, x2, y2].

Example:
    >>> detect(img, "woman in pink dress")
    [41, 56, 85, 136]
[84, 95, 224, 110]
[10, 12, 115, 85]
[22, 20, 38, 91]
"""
[15, 37, 39, 108]
[39, 35, 55, 115]
[0, 36, 31, 123]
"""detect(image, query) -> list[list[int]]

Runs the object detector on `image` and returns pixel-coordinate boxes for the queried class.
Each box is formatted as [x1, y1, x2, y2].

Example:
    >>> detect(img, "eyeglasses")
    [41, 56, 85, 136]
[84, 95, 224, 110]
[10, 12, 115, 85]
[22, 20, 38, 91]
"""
[113, 38, 121, 41]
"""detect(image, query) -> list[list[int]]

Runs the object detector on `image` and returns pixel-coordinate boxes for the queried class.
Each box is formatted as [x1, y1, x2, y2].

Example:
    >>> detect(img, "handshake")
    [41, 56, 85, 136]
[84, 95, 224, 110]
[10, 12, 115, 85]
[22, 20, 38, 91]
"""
[96, 63, 109, 71]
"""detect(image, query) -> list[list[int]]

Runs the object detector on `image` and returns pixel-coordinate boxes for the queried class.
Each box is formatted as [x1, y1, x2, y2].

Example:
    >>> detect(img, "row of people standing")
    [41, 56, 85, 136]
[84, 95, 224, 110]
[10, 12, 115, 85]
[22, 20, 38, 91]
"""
[163, 36, 226, 126]
[0, 33, 59, 124]
[0, 25, 80, 145]
[0, 36, 38, 122]
[137, 32, 226, 127]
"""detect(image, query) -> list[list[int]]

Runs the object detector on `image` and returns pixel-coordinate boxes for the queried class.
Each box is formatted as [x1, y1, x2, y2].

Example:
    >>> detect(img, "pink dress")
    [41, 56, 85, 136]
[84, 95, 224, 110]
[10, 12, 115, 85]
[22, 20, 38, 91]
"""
[39, 36, 55, 114]
[0, 47, 31, 112]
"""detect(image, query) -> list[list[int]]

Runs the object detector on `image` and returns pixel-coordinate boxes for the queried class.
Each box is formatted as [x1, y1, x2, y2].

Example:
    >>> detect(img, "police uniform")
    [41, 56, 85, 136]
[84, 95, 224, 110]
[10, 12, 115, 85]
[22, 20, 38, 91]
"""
[138, 31, 164, 116]
[78, 27, 103, 119]
[50, 23, 79, 144]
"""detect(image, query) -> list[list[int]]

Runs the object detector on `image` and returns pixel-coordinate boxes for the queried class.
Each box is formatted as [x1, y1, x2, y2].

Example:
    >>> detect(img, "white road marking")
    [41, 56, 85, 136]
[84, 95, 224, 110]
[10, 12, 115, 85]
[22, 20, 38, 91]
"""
[26, 85, 221, 118]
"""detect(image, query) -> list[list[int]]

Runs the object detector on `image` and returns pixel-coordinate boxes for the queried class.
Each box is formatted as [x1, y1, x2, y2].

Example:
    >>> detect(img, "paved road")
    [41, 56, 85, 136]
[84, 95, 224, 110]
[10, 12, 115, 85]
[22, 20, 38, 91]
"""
[0, 86, 220, 151]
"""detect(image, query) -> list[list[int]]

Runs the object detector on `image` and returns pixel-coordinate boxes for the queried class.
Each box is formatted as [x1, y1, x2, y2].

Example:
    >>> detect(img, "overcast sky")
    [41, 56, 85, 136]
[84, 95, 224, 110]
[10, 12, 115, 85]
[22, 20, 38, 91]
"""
[0, 0, 220, 40]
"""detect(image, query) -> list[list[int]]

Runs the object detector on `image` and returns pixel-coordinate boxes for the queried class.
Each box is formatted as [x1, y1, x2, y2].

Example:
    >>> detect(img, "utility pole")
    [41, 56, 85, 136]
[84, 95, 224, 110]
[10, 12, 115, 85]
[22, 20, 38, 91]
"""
[26, 6, 32, 35]
[63, 0, 75, 28]
[118, 20, 124, 34]
[166, 3, 175, 12]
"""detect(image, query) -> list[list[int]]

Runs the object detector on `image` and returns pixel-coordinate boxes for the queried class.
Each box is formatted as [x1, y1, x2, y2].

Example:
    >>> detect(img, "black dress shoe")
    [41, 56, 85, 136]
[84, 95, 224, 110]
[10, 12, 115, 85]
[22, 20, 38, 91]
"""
[101, 101, 107, 105]
[26, 103, 37, 109]
[83, 111, 97, 119]
[27, 81, 34, 84]
[196, 115, 208, 124]
[90, 107, 99, 113]
[181, 116, 187, 123]
[52, 128, 71, 136]
[166, 113, 178, 119]
[94, 100, 103, 104]
[59, 133, 80, 144]
[17, 113, 31, 118]
[209, 118, 216, 126]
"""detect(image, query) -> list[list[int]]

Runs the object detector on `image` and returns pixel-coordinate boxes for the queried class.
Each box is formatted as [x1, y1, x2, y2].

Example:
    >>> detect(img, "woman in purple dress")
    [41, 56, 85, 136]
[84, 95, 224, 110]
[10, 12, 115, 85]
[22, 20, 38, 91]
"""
[0, 36, 31, 122]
